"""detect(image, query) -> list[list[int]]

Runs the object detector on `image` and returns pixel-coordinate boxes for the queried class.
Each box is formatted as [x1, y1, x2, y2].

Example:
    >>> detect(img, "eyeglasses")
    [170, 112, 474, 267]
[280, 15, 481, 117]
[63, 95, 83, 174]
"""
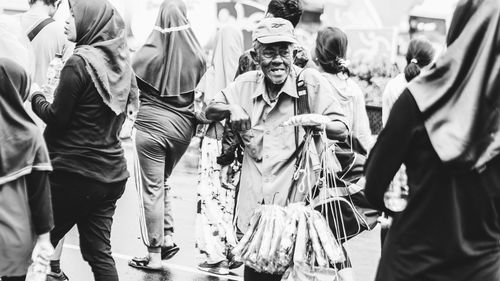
[261, 48, 291, 59]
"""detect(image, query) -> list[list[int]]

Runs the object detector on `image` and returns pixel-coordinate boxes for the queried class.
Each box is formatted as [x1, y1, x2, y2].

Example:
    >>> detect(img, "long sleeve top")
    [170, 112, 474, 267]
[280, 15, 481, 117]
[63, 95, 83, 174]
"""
[27, 171, 53, 234]
[32, 55, 128, 183]
[322, 73, 373, 152]
[0, 171, 53, 276]
[381, 73, 407, 126]
[365, 89, 500, 281]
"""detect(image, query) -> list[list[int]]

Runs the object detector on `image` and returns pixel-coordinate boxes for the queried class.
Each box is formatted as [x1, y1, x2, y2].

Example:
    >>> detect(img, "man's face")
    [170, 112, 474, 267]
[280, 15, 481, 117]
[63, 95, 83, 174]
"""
[256, 42, 293, 85]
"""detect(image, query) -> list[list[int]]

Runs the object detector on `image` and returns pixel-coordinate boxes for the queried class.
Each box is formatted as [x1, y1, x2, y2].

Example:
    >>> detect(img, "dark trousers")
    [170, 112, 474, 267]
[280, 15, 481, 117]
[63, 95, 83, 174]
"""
[49, 171, 126, 281]
[244, 266, 283, 281]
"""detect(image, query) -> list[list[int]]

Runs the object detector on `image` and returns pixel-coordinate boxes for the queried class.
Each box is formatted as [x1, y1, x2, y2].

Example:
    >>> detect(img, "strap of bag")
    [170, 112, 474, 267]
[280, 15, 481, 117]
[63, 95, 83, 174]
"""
[294, 69, 310, 148]
[28, 18, 55, 42]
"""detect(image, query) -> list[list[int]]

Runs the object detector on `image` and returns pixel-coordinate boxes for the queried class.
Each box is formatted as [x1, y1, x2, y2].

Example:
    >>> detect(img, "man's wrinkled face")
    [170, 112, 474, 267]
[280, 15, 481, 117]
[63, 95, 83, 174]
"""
[256, 42, 293, 85]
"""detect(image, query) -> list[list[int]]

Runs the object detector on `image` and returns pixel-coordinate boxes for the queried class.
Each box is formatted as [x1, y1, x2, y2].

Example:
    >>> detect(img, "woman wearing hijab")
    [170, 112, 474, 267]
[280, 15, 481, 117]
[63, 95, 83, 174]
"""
[129, 0, 206, 271]
[365, 0, 500, 280]
[0, 58, 54, 281]
[29, 0, 139, 280]
[194, 24, 243, 275]
[313, 26, 373, 154]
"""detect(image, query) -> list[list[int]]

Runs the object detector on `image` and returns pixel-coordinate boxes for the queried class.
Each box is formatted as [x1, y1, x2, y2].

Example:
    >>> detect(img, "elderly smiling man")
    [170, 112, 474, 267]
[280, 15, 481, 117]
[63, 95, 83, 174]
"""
[205, 17, 348, 281]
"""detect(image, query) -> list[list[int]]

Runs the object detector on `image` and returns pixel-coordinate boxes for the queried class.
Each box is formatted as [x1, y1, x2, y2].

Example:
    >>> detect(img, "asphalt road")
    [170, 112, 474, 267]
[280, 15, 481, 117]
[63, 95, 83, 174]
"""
[57, 138, 381, 281]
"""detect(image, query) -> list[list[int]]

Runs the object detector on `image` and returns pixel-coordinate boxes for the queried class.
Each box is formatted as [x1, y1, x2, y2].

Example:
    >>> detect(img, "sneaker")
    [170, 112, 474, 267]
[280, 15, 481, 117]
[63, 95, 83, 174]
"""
[46, 270, 69, 281]
[197, 260, 229, 275]
[228, 259, 243, 270]
[227, 252, 243, 269]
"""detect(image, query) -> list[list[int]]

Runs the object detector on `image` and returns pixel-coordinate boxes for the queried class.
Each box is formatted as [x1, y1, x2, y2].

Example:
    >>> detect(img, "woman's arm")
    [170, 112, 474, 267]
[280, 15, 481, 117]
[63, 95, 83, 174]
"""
[26, 171, 53, 235]
[31, 56, 84, 129]
[365, 90, 417, 211]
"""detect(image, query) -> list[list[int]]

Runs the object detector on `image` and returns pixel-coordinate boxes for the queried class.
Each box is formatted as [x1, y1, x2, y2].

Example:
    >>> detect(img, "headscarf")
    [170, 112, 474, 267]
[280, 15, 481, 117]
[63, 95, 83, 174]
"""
[0, 58, 52, 186]
[0, 15, 36, 77]
[212, 25, 243, 97]
[69, 0, 139, 116]
[132, 0, 206, 97]
[197, 24, 243, 100]
[408, 0, 500, 171]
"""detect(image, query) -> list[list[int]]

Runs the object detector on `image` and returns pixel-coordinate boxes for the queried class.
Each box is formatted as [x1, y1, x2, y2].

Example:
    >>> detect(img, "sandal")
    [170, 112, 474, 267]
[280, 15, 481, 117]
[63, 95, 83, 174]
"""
[128, 257, 163, 271]
[161, 243, 180, 260]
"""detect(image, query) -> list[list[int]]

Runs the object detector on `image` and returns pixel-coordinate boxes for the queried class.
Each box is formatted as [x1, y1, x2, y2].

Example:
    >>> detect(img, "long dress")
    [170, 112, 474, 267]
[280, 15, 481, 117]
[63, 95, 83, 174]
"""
[365, 90, 500, 281]
[195, 129, 238, 263]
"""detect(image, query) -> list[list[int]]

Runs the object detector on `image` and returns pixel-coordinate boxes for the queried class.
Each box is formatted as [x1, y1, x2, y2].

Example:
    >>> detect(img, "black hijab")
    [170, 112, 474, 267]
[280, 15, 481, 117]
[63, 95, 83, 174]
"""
[132, 0, 206, 97]
[408, 0, 500, 171]
[70, 0, 139, 116]
[0, 58, 51, 185]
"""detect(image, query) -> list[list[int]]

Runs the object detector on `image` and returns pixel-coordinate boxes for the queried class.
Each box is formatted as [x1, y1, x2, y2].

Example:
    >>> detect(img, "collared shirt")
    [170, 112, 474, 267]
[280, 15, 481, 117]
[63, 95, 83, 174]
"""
[212, 66, 347, 231]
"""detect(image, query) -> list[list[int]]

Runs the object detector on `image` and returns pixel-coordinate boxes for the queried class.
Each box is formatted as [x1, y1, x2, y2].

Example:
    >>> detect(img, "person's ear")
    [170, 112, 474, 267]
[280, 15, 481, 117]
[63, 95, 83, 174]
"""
[250, 49, 259, 63]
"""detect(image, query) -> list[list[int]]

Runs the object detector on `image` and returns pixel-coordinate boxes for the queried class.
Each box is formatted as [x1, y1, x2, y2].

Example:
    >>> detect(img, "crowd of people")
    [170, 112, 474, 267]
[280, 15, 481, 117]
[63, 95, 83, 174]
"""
[1, 0, 500, 281]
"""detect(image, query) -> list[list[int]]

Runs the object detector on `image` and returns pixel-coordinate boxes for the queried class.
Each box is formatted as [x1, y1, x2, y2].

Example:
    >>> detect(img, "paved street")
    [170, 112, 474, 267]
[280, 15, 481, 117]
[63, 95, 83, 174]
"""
[57, 138, 381, 281]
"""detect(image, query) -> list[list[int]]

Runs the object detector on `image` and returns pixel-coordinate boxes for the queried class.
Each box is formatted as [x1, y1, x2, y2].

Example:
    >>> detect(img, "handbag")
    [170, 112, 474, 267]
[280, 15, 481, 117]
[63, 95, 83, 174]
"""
[288, 70, 379, 242]
[310, 140, 379, 241]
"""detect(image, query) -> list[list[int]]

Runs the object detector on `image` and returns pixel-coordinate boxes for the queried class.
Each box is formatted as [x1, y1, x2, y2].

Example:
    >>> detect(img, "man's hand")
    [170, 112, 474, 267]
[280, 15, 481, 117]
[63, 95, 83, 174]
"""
[229, 105, 251, 131]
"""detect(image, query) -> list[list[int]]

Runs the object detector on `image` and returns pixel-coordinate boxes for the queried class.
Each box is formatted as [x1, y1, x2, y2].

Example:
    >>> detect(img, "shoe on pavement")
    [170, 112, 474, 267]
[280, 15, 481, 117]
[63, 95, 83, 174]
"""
[46, 270, 69, 281]
[128, 257, 163, 271]
[226, 252, 243, 269]
[161, 243, 180, 260]
[197, 260, 229, 275]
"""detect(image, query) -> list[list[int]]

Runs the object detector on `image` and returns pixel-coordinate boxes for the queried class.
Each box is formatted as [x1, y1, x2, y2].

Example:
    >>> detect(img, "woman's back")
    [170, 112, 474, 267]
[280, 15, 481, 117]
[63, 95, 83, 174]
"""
[369, 90, 500, 281]
[38, 55, 127, 183]
[323, 73, 373, 151]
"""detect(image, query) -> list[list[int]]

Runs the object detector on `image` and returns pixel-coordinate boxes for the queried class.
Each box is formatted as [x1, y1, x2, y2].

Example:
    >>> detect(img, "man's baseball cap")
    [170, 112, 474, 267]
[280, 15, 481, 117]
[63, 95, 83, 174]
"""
[252, 18, 298, 44]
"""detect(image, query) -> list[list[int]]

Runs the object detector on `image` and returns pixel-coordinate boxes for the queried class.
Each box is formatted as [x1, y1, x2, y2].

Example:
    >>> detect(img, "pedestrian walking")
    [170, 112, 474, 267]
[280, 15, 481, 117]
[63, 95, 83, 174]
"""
[0, 58, 54, 281]
[29, 0, 139, 280]
[128, 0, 206, 271]
[365, 0, 500, 280]
[313, 26, 373, 154]
[194, 24, 244, 275]
[216, 0, 307, 203]
[382, 38, 435, 125]
[205, 18, 348, 281]
[18, 0, 69, 86]
[18, 0, 73, 132]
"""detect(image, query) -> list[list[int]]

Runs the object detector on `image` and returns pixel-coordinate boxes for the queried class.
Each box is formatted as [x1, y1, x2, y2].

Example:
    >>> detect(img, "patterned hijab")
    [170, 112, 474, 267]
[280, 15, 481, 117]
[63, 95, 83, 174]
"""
[408, 0, 500, 171]
[132, 0, 206, 97]
[69, 0, 139, 116]
[0, 58, 51, 185]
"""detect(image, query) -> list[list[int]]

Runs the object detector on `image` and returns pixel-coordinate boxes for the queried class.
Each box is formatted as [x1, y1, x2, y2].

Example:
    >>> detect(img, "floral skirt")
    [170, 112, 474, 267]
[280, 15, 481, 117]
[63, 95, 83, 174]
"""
[195, 136, 237, 263]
